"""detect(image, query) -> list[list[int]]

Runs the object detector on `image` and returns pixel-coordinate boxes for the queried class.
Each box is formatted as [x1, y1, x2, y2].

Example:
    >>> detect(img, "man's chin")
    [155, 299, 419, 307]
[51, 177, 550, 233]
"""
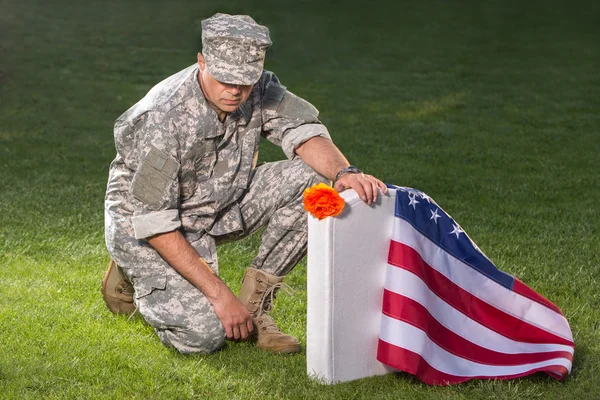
[219, 102, 241, 112]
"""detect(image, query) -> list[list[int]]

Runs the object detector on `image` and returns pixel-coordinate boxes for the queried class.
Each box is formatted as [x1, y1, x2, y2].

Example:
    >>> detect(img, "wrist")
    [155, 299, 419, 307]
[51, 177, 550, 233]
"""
[334, 165, 361, 182]
[206, 280, 235, 304]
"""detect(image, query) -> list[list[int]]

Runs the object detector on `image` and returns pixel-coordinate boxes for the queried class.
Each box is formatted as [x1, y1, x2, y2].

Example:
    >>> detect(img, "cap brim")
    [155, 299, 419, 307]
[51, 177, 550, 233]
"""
[205, 55, 263, 86]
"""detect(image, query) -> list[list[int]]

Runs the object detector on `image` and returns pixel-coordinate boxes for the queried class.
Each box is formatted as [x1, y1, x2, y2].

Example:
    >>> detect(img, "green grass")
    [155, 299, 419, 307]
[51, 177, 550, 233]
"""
[1, 0, 599, 398]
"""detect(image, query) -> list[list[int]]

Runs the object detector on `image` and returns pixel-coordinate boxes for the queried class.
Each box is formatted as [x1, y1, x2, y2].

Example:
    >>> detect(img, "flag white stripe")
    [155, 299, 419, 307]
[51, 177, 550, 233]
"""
[379, 315, 573, 377]
[392, 218, 573, 341]
[384, 267, 575, 355]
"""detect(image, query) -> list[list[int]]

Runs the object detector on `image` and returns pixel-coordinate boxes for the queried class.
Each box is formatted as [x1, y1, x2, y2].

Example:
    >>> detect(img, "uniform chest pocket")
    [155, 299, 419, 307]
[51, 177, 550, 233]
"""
[178, 146, 217, 201]
[235, 131, 261, 189]
[194, 151, 217, 183]
[190, 140, 217, 181]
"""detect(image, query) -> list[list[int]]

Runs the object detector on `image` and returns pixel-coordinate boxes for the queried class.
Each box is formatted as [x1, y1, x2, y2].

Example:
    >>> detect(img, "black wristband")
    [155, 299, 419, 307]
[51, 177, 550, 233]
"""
[334, 166, 362, 182]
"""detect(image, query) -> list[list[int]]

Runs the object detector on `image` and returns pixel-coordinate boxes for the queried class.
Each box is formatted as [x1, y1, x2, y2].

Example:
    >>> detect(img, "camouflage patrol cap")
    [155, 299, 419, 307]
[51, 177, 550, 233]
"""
[201, 13, 272, 85]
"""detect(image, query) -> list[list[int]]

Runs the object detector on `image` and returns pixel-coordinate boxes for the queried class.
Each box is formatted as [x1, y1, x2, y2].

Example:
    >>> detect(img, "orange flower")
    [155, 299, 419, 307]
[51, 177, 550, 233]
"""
[303, 183, 345, 220]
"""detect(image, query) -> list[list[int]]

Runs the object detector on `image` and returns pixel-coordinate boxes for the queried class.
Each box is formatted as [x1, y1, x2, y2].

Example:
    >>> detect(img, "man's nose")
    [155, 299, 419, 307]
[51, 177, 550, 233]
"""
[226, 84, 241, 95]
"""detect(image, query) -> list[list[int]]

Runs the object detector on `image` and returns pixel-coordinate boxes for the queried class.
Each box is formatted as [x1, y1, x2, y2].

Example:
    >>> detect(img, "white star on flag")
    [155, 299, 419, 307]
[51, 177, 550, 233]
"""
[449, 224, 464, 239]
[421, 193, 432, 203]
[430, 208, 441, 223]
[408, 195, 420, 210]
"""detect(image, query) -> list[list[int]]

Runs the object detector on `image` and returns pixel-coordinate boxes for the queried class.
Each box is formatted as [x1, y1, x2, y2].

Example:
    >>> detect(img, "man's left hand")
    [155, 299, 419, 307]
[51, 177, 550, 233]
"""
[334, 173, 387, 205]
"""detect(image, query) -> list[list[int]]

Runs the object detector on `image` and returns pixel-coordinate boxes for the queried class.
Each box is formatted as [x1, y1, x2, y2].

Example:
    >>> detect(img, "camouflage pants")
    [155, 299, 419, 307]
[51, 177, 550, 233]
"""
[106, 158, 326, 354]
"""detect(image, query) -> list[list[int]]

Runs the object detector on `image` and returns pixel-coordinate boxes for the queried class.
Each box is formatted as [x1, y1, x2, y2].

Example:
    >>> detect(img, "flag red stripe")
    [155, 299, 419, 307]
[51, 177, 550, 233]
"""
[388, 240, 574, 346]
[382, 289, 574, 366]
[377, 339, 570, 386]
[512, 278, 562, 314]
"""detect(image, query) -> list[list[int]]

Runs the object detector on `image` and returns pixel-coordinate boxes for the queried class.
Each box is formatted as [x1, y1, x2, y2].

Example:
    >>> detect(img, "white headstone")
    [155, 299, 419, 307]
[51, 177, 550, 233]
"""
[306, 189, 396, 383]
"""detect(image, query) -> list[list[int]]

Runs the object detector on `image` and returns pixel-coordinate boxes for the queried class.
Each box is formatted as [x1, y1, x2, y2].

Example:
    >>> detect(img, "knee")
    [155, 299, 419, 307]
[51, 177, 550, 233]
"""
[158, 324, 226, 355]
[308, 168, 328, 187]
[142, 298, 226, 354]
[304, 159, 328, 184]
[292, 158, 328, 190]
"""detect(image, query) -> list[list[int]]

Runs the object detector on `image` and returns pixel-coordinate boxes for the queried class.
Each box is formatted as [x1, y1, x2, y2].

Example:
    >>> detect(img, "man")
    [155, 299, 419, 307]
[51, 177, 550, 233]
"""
[103, 13, 386, 355]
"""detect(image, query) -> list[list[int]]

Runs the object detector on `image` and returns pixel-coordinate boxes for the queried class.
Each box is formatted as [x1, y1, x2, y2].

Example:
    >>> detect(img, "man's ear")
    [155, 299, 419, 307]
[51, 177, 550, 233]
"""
[197, 53, 206, 70]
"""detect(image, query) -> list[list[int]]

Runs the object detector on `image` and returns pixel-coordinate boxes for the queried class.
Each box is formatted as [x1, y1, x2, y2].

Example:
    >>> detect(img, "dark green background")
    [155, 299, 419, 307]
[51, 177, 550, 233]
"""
[1, 0, 598, 398]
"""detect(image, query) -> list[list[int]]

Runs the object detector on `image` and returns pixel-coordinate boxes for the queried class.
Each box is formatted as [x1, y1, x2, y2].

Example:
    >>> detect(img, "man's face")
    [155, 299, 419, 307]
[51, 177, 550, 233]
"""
[197, 53, 254, 114]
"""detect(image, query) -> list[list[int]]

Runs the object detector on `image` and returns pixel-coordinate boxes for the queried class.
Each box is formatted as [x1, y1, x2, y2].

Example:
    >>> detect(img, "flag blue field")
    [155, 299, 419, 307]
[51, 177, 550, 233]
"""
[377, 186, 575, 385]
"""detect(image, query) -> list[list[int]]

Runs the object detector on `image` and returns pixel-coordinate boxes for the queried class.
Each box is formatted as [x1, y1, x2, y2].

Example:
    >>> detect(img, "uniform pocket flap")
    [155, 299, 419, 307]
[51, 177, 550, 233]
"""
[134, 273, 167, 299]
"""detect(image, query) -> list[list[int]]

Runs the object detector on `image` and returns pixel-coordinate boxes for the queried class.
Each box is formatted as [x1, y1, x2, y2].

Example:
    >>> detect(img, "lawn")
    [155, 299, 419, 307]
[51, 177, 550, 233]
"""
[0, 0, 598, 399]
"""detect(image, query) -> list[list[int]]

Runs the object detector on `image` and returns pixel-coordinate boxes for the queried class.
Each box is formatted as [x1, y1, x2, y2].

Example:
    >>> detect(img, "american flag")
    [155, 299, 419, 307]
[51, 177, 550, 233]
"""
[377, 186, 574, 385]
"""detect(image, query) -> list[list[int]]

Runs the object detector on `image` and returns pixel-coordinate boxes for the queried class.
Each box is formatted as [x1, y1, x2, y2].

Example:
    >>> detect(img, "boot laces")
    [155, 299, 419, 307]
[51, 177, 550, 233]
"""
[127, 306, 138, 321]
[257, 282, 294, 315]
[116, 280, 134, 296]
[256, 313, 278, 331]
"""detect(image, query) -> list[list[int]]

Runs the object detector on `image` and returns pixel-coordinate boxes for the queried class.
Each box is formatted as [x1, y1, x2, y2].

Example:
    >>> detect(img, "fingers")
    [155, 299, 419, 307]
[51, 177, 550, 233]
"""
[233, 319, 253, 341]
[367, 176, 379, 204]
[215, 296, 254, 341]
[240, 316, 254, 340]
[349, 175, 383, 205]
[235, 318, 253, 341]
[334, 173, 387, 205]
[335, 173, 367, 202]
[225, 320, 251, 341]
[362, 176, 375, 204]
[232, 324, 241, 341]
[377, 179, 388, 194]
[371, 178, 388, 202]
[224, 324, 234, 340]
[333, 179, 347, 192]
[355, 184, 367, 203]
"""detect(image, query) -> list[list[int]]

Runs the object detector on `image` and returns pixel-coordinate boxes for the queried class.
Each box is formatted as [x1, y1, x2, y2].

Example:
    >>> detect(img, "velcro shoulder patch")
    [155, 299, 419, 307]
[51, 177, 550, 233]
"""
[131, 146, 180, 209]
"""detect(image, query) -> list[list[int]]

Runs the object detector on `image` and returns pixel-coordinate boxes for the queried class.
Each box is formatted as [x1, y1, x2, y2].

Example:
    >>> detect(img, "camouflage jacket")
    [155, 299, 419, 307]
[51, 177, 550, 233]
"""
[105, 64, 330, 241]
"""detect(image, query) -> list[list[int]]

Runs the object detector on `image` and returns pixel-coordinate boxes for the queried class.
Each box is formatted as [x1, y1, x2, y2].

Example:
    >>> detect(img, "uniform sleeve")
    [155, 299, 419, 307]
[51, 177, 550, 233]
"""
[260, 72, 331, 159]
[120, 111, 182, 239]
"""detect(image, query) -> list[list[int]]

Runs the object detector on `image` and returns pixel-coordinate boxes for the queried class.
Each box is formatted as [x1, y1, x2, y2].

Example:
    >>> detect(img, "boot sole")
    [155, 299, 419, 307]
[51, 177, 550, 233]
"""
[257, 343, 301, 354]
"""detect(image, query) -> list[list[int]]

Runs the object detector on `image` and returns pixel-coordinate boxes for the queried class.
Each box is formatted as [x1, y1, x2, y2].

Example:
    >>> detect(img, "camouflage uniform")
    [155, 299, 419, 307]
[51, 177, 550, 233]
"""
[104, 16, 330, 353]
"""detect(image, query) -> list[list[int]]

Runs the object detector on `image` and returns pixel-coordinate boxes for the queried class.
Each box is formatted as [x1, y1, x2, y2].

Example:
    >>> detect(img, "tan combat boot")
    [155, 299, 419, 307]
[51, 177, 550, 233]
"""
[238, 268, 300, 354]
[101, 259, 136, 315]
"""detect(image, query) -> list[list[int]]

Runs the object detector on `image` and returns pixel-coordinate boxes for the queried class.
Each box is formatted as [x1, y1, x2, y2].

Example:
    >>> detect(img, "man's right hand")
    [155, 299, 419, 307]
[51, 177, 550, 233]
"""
[212, 292, 254, 341]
